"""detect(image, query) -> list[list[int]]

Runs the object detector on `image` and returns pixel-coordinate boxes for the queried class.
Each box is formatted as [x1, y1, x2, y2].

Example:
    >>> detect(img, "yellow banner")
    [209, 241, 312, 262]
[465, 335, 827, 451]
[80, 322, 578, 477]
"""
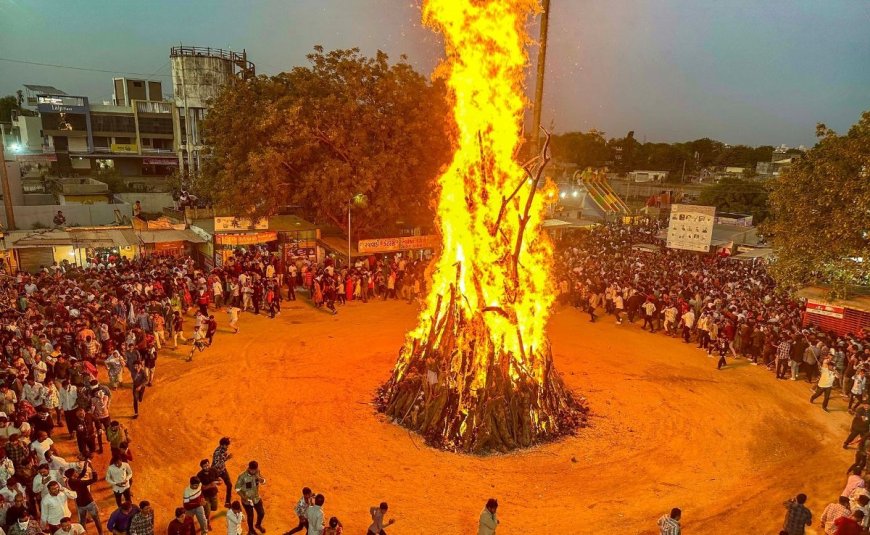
[111, 143, 138, 154]
[358, 235, 439, 254]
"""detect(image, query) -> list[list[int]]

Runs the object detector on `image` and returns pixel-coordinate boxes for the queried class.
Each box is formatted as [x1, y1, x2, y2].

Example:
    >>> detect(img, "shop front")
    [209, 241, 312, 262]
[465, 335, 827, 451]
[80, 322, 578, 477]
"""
[67, 228, 138, 266]
[214, 231, 279, 267]
[134, 229, 206, 258]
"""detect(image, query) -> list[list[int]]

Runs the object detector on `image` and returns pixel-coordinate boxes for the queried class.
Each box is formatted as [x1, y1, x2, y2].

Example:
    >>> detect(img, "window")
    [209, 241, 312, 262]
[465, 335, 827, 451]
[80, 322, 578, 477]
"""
[132, 81, 143, 87]
[137, 117, 174, 134]
[90, 113, 136, 133]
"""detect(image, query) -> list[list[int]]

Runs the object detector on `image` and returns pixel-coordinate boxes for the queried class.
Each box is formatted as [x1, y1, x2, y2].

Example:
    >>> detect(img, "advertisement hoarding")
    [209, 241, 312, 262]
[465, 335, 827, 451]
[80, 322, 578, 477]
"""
[666, 204, 715, 252]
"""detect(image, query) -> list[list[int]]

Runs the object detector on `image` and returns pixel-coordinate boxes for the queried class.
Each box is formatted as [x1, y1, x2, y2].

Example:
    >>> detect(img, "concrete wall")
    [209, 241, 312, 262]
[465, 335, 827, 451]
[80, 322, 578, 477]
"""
[0, 203, 133, 230]
[115, 192, 175, 213]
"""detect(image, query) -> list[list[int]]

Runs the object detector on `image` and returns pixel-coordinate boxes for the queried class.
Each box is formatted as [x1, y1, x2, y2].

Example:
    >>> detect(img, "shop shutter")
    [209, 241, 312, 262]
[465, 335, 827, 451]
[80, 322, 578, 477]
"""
[17, 247, 55, 273]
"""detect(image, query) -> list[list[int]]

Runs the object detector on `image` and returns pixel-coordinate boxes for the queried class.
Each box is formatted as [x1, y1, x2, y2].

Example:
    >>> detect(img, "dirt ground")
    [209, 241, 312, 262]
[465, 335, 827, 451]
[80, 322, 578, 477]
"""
[74, 298, 857, 534]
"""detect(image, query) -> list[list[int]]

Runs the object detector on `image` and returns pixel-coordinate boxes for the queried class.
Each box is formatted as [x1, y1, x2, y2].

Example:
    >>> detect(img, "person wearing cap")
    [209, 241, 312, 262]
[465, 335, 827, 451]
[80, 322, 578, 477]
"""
[234, 461, 265, 535]
[39, 481, 76, 533]
[478, 498, 499, 535]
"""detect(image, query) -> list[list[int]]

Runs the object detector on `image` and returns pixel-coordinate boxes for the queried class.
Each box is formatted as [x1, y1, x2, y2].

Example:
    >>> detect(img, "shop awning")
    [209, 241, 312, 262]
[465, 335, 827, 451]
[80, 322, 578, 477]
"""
[5, 230, 73, 248]
[67, 229, 137, 249]
[135, 229, 207, 244]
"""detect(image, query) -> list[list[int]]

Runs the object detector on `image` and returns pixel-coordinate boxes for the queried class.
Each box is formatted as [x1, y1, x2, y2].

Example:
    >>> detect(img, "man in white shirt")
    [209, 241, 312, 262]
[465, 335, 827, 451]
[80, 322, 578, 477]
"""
[681, 309, 696, 344]
[0, 448, 15, 487]
[226, 502, 245, 535]
[32, 464, 64, 498]
[811, 359, 839, 411]
[58, 382, 78, 436]
[22, 379, 47, 408]
[105, 458, 133, 506]
[40, 481, 76, 532]
[30, 432, 54, 465]
[54, 516, 86, 535]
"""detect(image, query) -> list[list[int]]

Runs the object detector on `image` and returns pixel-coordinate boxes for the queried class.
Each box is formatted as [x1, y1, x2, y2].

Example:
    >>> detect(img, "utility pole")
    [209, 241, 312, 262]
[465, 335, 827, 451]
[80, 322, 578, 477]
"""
[0, 142, 16, 231]
[531, 0, 551, 153]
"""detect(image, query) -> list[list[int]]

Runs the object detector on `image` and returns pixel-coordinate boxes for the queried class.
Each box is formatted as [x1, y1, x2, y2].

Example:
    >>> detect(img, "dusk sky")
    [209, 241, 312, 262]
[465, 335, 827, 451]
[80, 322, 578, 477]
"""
[1, 0, 867, 146]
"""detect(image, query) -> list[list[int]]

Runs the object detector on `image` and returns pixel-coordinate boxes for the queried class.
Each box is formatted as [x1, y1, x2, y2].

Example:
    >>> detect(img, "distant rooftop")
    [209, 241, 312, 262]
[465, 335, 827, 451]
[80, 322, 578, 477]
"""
[23, 84, 67, 95]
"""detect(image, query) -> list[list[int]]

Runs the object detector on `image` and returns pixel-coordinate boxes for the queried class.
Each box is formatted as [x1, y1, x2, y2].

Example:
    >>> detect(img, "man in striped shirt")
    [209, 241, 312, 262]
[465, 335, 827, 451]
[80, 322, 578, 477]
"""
[657, 508, 681, 535]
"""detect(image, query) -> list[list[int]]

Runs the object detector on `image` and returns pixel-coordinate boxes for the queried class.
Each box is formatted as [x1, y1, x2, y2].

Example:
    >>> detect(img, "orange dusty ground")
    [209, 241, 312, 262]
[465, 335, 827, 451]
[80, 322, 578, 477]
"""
[72, 299, 856, 534]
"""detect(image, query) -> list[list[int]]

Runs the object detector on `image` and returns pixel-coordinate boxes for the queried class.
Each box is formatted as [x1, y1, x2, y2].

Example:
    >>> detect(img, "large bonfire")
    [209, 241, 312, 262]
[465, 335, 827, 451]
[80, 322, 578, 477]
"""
[377, 0, 587, 454]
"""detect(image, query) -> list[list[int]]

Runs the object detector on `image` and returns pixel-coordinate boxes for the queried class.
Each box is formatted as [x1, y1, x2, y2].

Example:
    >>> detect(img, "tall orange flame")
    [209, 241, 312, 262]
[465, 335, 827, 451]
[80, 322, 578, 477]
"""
[403, 0, 552, 383]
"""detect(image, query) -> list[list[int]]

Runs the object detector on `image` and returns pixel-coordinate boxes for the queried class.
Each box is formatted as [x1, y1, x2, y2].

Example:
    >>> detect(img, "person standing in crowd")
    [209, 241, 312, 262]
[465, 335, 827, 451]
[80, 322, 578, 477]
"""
[212, 438, 233, 508]
[65, 462, 103, 535]
[105, 457, 133, 507]
[128, 501, 154, 535]
[168, 507, 196, 535]
[234, 461, 265, 535]
[9, 510, 42, 535]
[844, 410, 869, 449]
[39, 481, 76, 533]
[367, 502, 394, 535]
[106, 501, 139, 535]
[657, 507, 681, 535]
[477, 499, 499, 535]
[775, 337, 792, 380]
[55, 516, 86, 535]
[782, 493, 812, 535]
[820, 496, 851, 533]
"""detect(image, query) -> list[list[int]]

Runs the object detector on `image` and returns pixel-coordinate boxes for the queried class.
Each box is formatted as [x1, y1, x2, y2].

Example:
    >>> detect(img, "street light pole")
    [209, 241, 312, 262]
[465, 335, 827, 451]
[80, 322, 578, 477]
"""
[0, 142, 16, 231]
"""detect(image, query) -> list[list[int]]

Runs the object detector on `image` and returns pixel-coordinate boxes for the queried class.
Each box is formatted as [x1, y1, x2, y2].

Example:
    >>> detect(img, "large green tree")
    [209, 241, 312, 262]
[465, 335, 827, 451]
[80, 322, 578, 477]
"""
[766, 111, 870, 296]
[199, 46, 452, 239]
[699, 177, 770, 222]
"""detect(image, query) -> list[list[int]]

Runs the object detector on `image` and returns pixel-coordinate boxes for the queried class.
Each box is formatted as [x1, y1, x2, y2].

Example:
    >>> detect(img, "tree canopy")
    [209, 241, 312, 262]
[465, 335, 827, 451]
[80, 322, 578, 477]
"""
[766, 111, 870, 296]
[698, 177, 770, 223]
[548, 130, 778, 179]
[199, 46, 452, 239]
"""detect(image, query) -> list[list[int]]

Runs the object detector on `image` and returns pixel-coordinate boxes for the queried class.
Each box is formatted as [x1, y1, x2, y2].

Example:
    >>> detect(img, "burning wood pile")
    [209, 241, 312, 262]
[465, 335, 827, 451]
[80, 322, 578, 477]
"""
[375, 0, 587, 454]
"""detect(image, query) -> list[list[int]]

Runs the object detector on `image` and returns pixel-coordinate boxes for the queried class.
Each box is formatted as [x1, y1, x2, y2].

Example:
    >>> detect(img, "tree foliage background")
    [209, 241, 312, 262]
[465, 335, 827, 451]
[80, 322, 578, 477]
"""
[199, 47, 452, 239]
[766, 111, 870, 296]
[699, 177, 770, 223]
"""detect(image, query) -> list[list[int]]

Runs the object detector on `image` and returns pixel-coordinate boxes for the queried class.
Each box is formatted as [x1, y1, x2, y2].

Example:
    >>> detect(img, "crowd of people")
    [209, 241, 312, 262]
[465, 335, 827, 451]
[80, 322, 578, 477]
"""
[1, 219, 866, 535]
[0, 245, 504, 535]
[554, 222, 868, 535]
